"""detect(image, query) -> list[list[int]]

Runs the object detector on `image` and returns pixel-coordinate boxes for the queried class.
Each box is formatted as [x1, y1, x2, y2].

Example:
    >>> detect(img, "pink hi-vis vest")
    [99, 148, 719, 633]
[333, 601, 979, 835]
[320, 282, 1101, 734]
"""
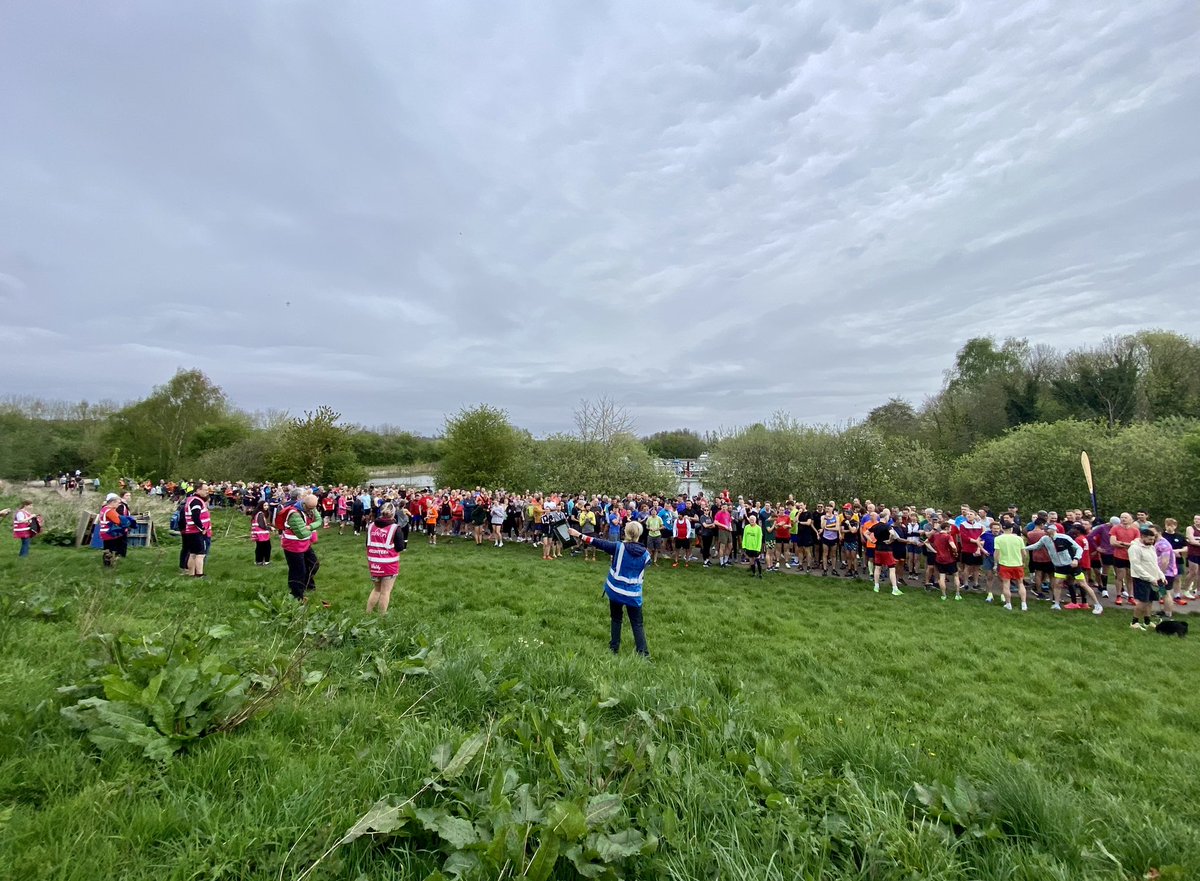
[97, 505, 118, 541]
[366, 522, 400, 577]
[13, 512, 32, 540]
[183, 496, 212, 536]
[250, 513, 271, 542]
[280, 507, 316, 553]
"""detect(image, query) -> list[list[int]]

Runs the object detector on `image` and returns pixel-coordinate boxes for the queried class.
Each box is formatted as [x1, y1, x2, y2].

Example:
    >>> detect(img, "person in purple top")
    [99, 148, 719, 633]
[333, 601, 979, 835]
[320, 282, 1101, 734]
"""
[1089, 516, 1118, 597]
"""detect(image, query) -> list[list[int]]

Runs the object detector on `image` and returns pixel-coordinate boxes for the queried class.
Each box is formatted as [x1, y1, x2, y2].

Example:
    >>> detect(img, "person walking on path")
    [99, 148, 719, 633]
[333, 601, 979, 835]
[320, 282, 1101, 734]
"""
[569, 519, 651, 657]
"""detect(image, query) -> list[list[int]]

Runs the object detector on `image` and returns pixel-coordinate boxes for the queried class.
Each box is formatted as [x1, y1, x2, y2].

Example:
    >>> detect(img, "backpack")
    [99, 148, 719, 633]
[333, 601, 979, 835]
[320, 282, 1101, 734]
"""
[274, 504, 296, 532]
[169, 503, 184, 532]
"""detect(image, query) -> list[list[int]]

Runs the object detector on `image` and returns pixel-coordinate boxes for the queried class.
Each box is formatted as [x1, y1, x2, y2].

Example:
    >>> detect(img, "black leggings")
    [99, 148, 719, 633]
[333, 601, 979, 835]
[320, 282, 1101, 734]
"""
[255, 540, 271, 564]
[700, 534, 714, 560]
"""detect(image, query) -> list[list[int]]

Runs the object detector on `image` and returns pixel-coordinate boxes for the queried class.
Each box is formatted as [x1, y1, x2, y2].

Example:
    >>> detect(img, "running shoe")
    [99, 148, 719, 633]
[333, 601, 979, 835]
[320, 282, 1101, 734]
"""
[941, 595, 947, 601]
[1020, 602, 1028, 611]
[1003, 603, 1012, 611]
[1101, 589, 1110, 598]
[873, 585, 880, 593]
[891, 587, 903, 596]
[1130, 621, 1147, 631]
[954, 593, 962, 601]
[985, 595, 994, 603]
[1051, 603, 1062, 611]
[1092, 605, 1103, 615]
[1114, 597, 1123, 605]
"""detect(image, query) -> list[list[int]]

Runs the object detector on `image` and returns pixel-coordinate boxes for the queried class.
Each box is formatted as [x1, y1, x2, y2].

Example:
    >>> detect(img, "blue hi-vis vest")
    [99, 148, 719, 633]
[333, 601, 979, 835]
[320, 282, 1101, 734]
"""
[592, 537, 650, 607]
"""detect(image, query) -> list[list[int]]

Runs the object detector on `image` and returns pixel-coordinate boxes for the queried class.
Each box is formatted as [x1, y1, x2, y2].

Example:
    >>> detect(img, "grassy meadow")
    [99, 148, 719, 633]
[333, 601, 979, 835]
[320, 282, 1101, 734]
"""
[0, 502, 1197, 881]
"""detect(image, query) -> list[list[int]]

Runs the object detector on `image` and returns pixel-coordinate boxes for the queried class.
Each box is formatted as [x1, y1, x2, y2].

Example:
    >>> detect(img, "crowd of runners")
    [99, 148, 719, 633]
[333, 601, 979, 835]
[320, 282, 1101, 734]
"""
[9, 478, 1198, 634]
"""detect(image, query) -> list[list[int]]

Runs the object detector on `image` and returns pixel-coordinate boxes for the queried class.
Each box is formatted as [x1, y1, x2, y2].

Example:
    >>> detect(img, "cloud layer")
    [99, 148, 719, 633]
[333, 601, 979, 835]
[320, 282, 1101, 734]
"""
[2, 0, 1198, 434]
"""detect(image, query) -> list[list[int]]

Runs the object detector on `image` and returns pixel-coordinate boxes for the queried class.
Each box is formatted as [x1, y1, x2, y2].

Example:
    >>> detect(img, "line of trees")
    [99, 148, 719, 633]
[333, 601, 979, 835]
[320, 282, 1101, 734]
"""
[0, 370, 441, 486]
[3, 330, 1199, 516]
[702, 331, 1200, 516]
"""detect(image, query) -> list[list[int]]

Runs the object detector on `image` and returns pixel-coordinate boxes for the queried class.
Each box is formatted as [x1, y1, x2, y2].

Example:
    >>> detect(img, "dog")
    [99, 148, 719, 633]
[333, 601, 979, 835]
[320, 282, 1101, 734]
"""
[1154, 619, 1188, 638]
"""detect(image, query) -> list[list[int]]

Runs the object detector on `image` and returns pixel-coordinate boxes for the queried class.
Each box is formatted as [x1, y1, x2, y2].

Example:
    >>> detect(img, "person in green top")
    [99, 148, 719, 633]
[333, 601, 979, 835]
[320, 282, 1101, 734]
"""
[742, 513, 764, 578]
[644, 511, 664, 565]
[992, 522, 1029, 611]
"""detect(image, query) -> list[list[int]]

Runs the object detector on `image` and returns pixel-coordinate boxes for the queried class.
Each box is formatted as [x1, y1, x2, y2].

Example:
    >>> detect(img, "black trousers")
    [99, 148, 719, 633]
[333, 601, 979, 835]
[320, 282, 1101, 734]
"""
[103, 536, 128, 558]
[284, 548, 319, 600]
[700, 534, 714, 560]
[609, 600, 648, 656]
[254, 540, 271, 564]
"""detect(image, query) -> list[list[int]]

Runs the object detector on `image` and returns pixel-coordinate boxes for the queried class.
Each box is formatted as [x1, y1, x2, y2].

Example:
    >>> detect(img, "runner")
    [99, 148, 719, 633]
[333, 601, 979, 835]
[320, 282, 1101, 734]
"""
[819, 504, 839, 575]
[489, 497, 506, 546]
[714, 502, 734, 567]
[578, 502, 599, 562]
[1024, 524, 1103, 615]
[956, 510, 985, 591]
[1127, 525, 1166, 631]
[838, 503, 860, 577]
[1109, 512, 1141, 605]
[742, 513, 764, 578]
[992, 522, 1028, 611]
[926, 520, 962, 601]
[868, 508, 904, 596]
[671, 508, 694, 568]
[1184, 514, 1200, 599]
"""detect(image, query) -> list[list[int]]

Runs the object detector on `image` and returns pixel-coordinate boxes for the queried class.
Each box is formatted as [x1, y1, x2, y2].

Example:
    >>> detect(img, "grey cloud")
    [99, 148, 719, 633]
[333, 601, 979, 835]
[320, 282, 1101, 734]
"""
[2, 0, 1199, 437]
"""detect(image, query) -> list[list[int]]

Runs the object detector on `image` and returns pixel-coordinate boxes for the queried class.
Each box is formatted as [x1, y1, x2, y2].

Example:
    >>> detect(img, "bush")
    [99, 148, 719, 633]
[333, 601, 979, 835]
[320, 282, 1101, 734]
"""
[951, 418, 1200, 517]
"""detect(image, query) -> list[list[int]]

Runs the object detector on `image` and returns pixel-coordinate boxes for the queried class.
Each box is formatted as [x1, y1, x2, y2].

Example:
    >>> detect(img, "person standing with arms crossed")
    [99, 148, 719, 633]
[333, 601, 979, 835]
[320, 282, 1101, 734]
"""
[569, 520, 651, 657]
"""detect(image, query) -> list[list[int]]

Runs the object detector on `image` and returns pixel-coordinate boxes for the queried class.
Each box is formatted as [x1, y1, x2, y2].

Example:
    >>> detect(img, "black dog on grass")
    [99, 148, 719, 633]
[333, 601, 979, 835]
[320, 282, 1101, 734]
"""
[1155, 620, 1189, 638]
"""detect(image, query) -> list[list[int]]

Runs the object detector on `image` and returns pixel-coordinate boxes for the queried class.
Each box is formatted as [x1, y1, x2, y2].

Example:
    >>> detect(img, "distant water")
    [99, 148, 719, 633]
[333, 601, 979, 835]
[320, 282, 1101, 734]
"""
[367, 474, 436, 488]
[367, 474, 706, 496]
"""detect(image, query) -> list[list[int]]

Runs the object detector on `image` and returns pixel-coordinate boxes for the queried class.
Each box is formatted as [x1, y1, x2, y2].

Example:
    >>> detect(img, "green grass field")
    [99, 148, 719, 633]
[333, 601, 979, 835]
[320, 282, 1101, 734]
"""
[1, 508, 1197, 881]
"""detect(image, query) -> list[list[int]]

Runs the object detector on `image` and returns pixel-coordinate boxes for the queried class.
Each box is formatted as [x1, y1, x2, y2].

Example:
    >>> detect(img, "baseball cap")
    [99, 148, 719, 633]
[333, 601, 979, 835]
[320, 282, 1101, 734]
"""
[842, 503, 853, 510]
[1139, 526, 1156, 536]
[105, 492, 119, 502]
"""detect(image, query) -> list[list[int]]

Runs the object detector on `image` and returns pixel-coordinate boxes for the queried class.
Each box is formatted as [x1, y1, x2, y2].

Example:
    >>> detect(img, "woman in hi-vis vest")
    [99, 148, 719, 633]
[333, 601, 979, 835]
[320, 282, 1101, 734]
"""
[365, 502, 406, 614]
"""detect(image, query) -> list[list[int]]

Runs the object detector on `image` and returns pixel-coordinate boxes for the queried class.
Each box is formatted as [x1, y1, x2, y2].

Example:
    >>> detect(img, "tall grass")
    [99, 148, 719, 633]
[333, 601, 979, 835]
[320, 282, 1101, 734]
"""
[0, 501, 1196, 880]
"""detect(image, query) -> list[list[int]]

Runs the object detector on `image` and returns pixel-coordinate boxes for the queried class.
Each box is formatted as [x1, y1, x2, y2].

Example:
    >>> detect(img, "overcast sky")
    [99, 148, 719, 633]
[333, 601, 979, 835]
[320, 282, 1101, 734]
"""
[2, 1, 1198, 436]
